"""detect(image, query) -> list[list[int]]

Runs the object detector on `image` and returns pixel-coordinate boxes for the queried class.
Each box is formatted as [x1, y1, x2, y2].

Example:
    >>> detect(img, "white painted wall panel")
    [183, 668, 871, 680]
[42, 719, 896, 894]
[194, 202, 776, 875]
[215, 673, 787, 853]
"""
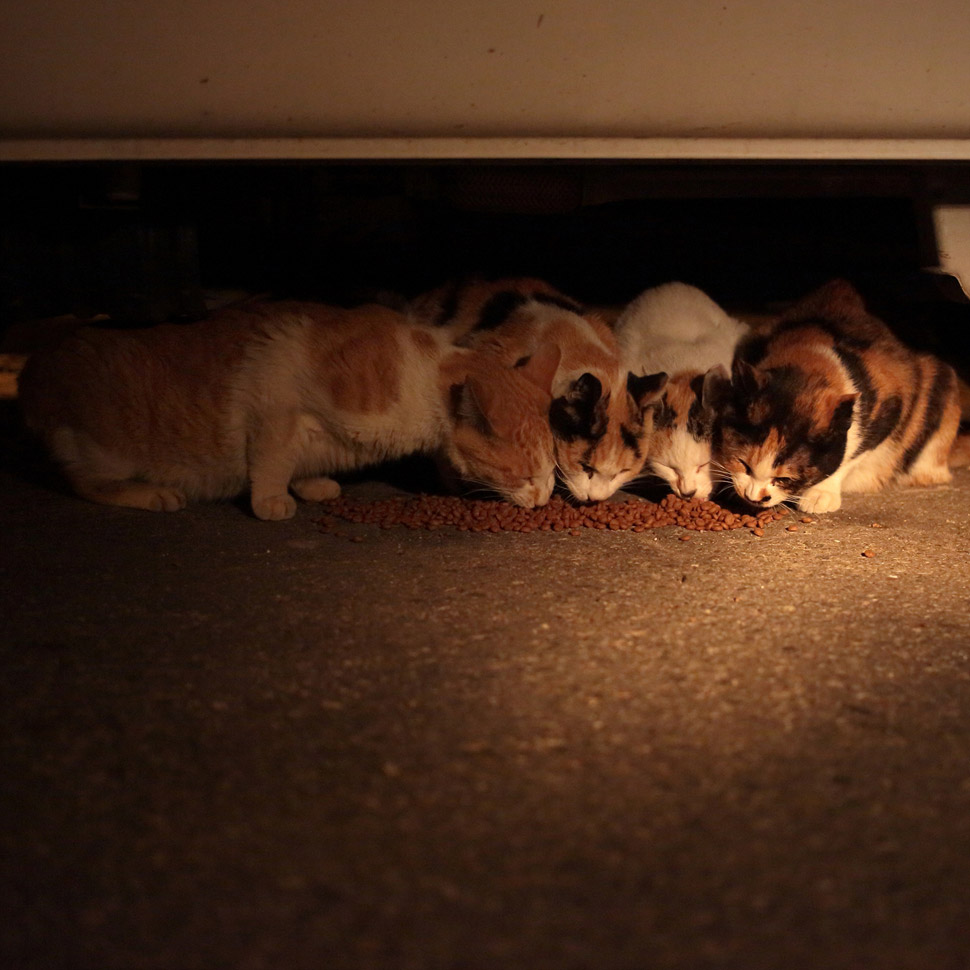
[1, 1, 969, 156]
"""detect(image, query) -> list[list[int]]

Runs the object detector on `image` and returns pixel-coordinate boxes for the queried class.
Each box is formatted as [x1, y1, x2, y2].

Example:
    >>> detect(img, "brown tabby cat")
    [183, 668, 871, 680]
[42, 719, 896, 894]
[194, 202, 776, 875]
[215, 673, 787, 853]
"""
[17, 301, 561, 519]
[716, 279, 962, 514]
[412, 277, 667, 502]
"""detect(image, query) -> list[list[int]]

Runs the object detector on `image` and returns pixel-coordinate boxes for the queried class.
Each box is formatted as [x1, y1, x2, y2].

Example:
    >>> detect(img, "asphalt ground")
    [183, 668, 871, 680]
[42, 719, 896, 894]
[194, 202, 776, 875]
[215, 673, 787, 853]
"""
[2, 399, 970, 970]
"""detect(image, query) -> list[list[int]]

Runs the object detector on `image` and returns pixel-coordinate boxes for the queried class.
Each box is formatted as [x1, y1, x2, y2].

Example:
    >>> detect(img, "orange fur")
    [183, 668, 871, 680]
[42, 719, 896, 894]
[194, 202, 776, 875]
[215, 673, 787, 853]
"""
[18, 301, 558, 518]
[412, 277, 666, 501]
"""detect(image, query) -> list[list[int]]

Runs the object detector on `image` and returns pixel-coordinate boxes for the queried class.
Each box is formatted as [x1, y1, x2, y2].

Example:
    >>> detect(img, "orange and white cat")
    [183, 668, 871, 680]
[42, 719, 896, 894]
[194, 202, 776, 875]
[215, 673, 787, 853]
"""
[412, 277, 667, 502]
[17, 301, 561, 519]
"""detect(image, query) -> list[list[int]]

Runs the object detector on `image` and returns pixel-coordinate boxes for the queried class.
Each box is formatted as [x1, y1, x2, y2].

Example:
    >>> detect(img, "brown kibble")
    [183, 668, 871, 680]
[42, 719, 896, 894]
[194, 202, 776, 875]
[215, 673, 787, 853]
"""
[679, 534, 691, 541]
[313, 492, 793, 537]
[870, 522, 883, 528]
[786, 525, 798, 532]
[862, 548, 875, 558]
[800, 516, 814, 524]
[752, 527, 764, 537]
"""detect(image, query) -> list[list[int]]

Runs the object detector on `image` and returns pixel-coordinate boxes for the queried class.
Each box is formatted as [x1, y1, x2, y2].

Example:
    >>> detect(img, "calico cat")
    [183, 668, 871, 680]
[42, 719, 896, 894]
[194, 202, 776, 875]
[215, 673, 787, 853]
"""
[412, 277, 667, 502]
[716, 279, 962, 514]
[613, 281, 749, 500]
[17, 300, 561, 519]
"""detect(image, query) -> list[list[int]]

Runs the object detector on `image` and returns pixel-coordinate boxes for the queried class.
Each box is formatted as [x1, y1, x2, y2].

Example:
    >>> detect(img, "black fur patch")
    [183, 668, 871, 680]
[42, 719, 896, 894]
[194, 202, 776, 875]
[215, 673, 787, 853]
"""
[627, 371, 668, 410]
[834, 346, 876, 425]
[549, 373, 605, 442]
[899, 362, 954, 473]
[853, 395, 902, 458]
[736, 366, 803, 434]
[652, 396, 676, 431]
[478, 291, 528, 331]
[774, 394, 852, 478]
[735, 333, 771, 367]
[686, 374, 716, 440]
[620, 424, 643, 458]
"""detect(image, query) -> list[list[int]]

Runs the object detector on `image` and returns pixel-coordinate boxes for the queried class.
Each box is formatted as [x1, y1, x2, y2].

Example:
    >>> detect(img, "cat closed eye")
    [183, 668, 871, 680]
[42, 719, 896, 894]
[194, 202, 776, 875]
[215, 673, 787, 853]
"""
[772, 477, 794, 487]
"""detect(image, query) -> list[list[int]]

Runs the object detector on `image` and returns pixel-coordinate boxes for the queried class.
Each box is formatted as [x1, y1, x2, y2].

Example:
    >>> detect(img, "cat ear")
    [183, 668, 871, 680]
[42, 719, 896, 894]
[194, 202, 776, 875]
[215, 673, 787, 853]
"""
[732, 358, 764, 393]
[571, 372, 603, 404]
[514, 342, 562, 396]
[627, 371, 667, 409]
[701, 364, 731, 409]
[450, 382, 494, 437]
[549, 373, 604, 438]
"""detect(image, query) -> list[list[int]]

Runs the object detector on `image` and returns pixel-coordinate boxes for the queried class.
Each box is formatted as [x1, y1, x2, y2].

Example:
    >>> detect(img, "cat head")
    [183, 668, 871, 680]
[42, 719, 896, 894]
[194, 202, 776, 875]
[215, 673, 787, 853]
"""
[443, 343, 561, 507]
[716, 360, 857, 508]
[551, 369, 668, 502]
[649, 366, 730, 501]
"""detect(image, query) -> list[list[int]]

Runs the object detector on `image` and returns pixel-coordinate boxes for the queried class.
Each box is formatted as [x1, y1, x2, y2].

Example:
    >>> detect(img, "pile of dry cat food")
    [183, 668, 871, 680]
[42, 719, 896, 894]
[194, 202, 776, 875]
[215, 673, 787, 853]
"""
[316, 493, 788, 535]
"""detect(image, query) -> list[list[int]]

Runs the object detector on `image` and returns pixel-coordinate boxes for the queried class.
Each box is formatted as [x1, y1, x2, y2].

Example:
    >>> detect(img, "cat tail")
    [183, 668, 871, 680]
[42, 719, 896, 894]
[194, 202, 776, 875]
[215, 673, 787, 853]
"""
[947, 429, 970, 468]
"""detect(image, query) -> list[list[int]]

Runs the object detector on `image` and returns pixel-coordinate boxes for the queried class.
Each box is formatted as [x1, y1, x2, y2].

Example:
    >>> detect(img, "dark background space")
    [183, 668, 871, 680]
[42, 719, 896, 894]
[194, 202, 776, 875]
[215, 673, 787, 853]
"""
[3, 159, 970, 375]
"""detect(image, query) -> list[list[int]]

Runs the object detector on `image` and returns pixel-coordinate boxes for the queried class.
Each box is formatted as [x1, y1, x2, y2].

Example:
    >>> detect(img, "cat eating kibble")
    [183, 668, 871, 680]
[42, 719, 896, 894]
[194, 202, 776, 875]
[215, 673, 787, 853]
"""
[715, 279, 963, 514]
[17, 301, 560, 518]
[614, 281, 749, 501]
[413, 276, 667, 502]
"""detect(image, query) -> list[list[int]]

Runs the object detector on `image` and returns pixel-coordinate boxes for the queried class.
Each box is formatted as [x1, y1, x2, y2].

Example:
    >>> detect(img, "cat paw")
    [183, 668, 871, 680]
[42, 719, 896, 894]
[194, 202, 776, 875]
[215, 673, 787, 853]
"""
[291, 477, 341, 502]
[798, 487, 842, 514]
[252, 493, 297, 521]
[148, 487, 187, 512]
[88, 482, 186, 512]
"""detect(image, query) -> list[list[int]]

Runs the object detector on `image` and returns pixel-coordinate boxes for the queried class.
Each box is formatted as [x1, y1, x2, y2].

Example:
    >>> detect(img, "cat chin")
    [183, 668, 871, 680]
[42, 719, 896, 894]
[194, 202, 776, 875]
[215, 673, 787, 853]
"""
[561, 473, 619, 504]
[733, 475, 786, 508]
[673, 478, 713, 502]
[508, 474, 555, 508]
[651, 469, 712, 502]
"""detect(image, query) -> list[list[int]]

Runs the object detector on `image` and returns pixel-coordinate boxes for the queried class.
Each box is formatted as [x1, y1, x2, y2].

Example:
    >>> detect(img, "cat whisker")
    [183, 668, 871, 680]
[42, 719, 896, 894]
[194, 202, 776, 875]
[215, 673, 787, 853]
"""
[626, 468, 659, 490]
[459, 480, 502, 501]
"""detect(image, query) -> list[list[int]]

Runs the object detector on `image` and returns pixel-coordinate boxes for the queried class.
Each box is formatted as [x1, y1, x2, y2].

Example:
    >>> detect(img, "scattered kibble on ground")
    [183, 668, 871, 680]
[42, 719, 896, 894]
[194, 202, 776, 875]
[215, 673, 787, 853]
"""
[316, 493, 789, 535]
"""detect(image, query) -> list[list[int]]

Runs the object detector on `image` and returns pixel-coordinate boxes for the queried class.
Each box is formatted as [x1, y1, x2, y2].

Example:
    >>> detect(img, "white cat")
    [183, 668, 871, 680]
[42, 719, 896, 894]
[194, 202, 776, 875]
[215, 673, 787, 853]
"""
[613, 282, 749, 500]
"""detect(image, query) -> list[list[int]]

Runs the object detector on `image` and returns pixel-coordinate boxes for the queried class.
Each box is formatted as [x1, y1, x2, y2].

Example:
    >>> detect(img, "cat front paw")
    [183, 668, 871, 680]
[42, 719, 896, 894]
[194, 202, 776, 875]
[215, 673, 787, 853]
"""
[291, 476, 341, 502]
[148, 487, 187, 512]
[798, 486, 842, 514]
[252, 493, 297, 521]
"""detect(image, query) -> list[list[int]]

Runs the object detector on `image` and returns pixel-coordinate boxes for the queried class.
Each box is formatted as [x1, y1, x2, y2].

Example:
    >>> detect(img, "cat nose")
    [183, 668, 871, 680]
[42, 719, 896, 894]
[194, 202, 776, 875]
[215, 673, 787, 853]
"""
[680, 488, 696, 500]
